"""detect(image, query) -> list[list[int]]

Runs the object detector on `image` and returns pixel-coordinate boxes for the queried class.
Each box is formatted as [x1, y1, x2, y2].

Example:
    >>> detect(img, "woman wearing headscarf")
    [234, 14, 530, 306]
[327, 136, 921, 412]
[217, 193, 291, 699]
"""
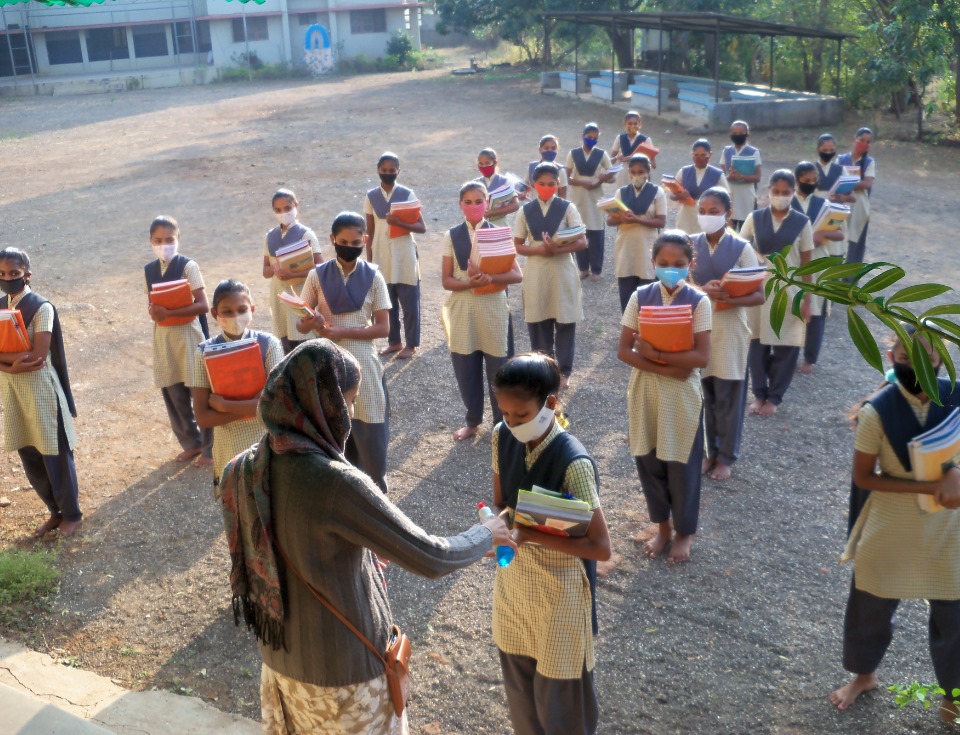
[219, 340, 514, 734]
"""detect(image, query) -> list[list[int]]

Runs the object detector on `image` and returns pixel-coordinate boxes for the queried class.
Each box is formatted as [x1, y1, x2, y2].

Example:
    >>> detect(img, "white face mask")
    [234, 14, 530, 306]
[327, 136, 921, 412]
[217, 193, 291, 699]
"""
[631, 174, 648, 188]
[217, 311, 253, 336]
[276, 208, 298, 227]
[697, 213, 727, 234]
[770, 195, 792, 211]
[152, 241, 178, 262]
[507, 402, 555, 444]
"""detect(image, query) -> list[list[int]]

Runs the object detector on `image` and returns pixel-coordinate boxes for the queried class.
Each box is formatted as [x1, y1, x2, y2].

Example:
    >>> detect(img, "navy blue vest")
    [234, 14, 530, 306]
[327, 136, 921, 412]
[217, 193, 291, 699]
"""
[837, 152, 874, 198]
[522, 198, 569, 240]
[449, 220, 495, 271]
[750, 208, 809, 257]
[635, 281, 704, 309]
[315, 260, 378, 315]
[143, 254, 209, 338]
[690, 232, 748, 286]
[680, 165, 723, 201]
[498, 426, 601, 634]
[618, 182, 658, 217]
[791, 194, 826, 228]
[619, 132, 648, 158]
[366, 185, 413, 219]
[816, 161, 843, 192]
[570, 147, 604, 177]
[476, 172, 510, 192]
[265, 223, 309, 258]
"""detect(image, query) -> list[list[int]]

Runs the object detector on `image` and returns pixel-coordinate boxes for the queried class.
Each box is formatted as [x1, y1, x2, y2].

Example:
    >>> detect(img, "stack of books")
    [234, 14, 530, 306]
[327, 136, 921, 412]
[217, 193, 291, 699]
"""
[487, 182, 518, 211]
[149, 279, 195, 327]
[730, 156, 757, 177]
[0, 309, 30, 352]
[828, 172, 860, 197]
[638, 304, 694, 361]
[716, 266, 766, 311]
[597, 196, 629, 214]
[551, 224, 587, 246]
[661, 175, 695, 206]
[278, 290, 316, 319]
[607, 163, 624, 176]
[514, 486, 593, 537]
[505, 173, 530, 197]
[635, 140, 660, 161]
[389, 199, 422, 238]
[202, 337, 267, 401]
[909, 408, 960, 513]
[471, 226, 516, 295]
[275, 240, 315, 277]
[812, 202, 851, 233]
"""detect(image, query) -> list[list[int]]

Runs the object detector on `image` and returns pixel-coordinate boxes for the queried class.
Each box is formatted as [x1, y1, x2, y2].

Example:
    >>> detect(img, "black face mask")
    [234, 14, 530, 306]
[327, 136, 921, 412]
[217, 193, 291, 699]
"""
[893, 360, 941, 395]
[797, 181, 817, 196]
[730, 134, 748, 146]
[0, 277, 25, 296]
[819, 151, 836, 163]
[379, 173, 398, 186]
[335, 245, 363, 263]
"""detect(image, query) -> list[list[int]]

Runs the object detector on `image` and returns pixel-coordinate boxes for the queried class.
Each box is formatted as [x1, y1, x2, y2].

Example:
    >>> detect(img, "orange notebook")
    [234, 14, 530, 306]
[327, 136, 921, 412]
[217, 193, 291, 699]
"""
[636, 140, 660, 161]
[0, 309, 30, 353]
[473, 254, 515, 295]
[202, 339, 266, 401]
[660, 176, 695, 206]
[149, 279, 196, 328]
[389, 201, 422, 239]
[638, 305, 694, 361]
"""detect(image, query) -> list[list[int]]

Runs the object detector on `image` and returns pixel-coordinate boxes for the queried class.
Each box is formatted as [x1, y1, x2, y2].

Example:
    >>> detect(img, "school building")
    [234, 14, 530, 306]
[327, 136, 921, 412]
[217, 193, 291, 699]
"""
[0, 0, 424, 89]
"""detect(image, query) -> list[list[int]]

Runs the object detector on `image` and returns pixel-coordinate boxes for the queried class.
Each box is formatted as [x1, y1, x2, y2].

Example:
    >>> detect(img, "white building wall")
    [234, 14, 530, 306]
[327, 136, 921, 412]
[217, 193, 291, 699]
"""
[208, 15, 287, 67]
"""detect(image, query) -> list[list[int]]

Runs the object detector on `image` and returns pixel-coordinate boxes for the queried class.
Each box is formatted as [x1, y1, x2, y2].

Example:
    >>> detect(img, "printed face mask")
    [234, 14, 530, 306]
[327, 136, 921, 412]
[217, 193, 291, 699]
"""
[275, 208, 298, 228]
[697, 213, 727, 234]
[582, 137, 598, 149]
[335, 245, 363, 262]
[379, 173, 398, 186]
[730, 133, 748, 146]
[631, 174, 648, 188]
[655, 267, 688, 289]
[0, 277, 25, 296]
[769, 195, 793, 210]
[540, 150, 558, 162]
[460, 201, 487, 222]
[534, 183, 557, 201]
[478, 164, 496, 178]
[152, 241, 179, 262]
[218, 311, 253, 336]
[507, 402, 555, 443]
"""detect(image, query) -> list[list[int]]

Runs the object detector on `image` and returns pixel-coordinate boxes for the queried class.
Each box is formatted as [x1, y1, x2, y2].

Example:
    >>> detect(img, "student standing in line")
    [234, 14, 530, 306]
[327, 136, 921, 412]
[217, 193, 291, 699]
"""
[739, 171, 814, 417]
[261, 188, 323, 355]
[670, 139, 729, 236]
[617, 231, 712, 563]
[609, 110, 655, 187]
[690, 189, 764, 482]
[144, 215, 213, 465]
[605, 154, 666, 312]
[490, 353, 611, 735]
[190, 279, 283, 490]
[442, 181, 522, 442]
[298, 212, 392, 493]
[476, 148, 521, 225]
[527, 135, 569, 199]
[364, 152, 425, 360]
[513, 162, 587, 393]
[837, 127, 876, 267]
[719, 120, 762, 231]
[0, 248, 82, 538]
[830, 328, 960, 726]
[814, 133, 845, 197]
[565, 122, 615, 281]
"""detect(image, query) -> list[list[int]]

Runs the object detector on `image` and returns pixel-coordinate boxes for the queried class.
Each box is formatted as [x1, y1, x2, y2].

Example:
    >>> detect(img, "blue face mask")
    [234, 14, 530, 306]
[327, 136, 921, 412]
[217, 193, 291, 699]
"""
[655, 267, 688, 289]
[583, 137, 598, 149]
[541, 150, 558, 162]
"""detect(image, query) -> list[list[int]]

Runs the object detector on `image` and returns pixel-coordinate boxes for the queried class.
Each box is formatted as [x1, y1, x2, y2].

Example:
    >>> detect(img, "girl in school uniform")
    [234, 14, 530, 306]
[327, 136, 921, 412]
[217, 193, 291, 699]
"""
[837, 127, 876, 266]
[526, 135, 568, 199]
[739, 171, 814, 417]
[609, 110, 655, 187]
[476, 148, 520, 225]
[793, 161, 846, 375]
[0, 248, 82, 538]
[565, 122, 616, 281]
[261, 188, 323, 355]
[670, 139, 729, 236]
[189, 279, 283, 489]
[690, 188, 764, 482]
[814, 133, 845, 197]
[490, 353, 611, 735]
[442, 181, 522, 442]
[298, 211, 392, 493]
[830, 328, 960, 725]
[719, 120, 762, 230]
[605, 154, 666, 312]
[617, 231, 711, 563]
[364, 152, 425, 360]
[513, 162, 587, 392]
[144, 215, 213, 465]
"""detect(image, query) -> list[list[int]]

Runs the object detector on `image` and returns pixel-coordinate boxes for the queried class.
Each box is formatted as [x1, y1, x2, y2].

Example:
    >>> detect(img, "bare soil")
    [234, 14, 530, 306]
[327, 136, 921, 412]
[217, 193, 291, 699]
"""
[0, 66, 959, 734]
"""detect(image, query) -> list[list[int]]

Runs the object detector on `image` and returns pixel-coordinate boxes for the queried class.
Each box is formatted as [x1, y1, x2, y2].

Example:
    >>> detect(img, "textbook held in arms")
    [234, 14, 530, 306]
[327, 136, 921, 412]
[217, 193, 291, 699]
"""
[149, 278, 196, 328]
[635, 139, 660, 162]
[202, 337, 267, 401]
[660, 175, 695, 206]
[514, 485, 593, 537]
[730, 156, 757, 177]
[550, 224, 587, 247]
[812, 202, 851, 233]
[470, 225, 516, 295]
[277, 290, 316, 319]
[715, 267, 766, 311]
[909, 408, 960, 513]
[638, 304, 694, 362]
[487, 183, 518, 212]
[597, 196, 629, 214]
[275, 239, 315, 277]
[0, 309, 30, 353]
[389, 199, 422, 239]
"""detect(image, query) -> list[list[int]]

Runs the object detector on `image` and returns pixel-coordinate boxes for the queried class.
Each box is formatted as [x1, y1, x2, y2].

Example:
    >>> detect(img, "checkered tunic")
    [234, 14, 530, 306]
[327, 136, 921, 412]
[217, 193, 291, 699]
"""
[491, 421, 600, 679]
[440, 225, 511, 357]
[843, 387, 960, 599]
[564, 149, 613, 231]
[0, 289, 77, 455]
[621, 283, 712, 462]
[263, 226, 321, 340]
[612, 185, 667, 280]
[187, 330, 283, 483]
[702, 243, 759, 381]
[512, 198, 584, 325]
[364, 186, 421, 286]
[300, 265, 391, 424]
[149, 259, 206, 389]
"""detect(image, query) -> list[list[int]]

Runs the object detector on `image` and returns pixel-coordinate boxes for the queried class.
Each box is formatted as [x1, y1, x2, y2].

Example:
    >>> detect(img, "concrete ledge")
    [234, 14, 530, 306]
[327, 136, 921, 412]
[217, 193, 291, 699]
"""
[708, 96, 844, 131]
[0, 683, 115, 734]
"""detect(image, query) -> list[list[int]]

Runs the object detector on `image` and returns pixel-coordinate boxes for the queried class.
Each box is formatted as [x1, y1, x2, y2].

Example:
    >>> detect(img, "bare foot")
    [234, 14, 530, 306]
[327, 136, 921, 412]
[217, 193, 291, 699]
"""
[397, 346, 416, 359]
[710, 462, 732, 481]
[33, 516, 62, 538]
[196, 455, 213, 467]
[453, 426, 479, 442]
[701, 456, 715, 476]
[589, 273, 601, 282]
[758, 401, 778, 417]
[748, 399, 764, 415]
[667, 533, 694, 563]
[829, 673, 878, 711]
[559, 375, 570, 392]
[379, 344, 402, 357]
[941, 695, 960, 724]
[799, 361, 814, 375]
[579, 270, 590, 280]
[643, 524, 672, 558]
[176, 447, 202, 462]
[56, 519, 82, 538]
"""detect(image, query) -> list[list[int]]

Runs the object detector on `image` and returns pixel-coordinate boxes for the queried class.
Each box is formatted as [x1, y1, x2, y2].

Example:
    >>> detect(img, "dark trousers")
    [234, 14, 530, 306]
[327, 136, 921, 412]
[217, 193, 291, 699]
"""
[18, 406, 81, 522]
[450, 351, 507, 428]
[803, 299, 829, 365]
[731, 219, 745, 232]
[617, 276, 655, 313]
[161, 382, 212, 457]
[527, 320, 576, 377]
[634, 417, 704, 536]
[748, 339, 800, 406]
[280, 336, 302, 355]
[842, 578, 960, 693]
[845, 222, 870, 266]
[575, 230, 605, 275]
[702, 377, 746, 466]
[386, 282, 420, 348]
[346, 418, 389, 494]
[499, 651, 599, 735]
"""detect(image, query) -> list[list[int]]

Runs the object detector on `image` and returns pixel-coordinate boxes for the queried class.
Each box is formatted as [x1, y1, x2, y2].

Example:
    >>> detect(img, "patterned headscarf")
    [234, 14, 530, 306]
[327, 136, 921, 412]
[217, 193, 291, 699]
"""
[219, 339, 361, 649]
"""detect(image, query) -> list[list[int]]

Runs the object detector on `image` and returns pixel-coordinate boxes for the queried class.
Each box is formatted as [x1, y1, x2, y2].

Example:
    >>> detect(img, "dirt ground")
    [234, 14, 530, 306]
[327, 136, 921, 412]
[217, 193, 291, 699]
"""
[1, 65, 959, 734]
